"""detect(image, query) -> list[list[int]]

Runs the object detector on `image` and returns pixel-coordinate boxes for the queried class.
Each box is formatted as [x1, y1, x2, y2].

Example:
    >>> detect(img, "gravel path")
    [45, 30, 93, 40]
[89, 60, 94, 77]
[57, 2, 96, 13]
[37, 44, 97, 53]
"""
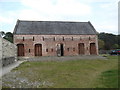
[1, 60, 26, 77]
[23, 55, 107, 62]
[2, 71, 53, 88]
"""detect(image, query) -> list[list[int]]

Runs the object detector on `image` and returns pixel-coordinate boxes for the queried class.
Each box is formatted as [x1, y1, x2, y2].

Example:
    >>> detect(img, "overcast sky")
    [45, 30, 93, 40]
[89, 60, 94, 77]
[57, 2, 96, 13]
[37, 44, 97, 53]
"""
[0, 0, 118, 34]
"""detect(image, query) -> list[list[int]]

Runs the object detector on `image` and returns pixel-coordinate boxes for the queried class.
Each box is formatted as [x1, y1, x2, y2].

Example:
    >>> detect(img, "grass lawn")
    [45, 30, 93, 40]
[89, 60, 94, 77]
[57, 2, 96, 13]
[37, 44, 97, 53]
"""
[2, 55, 118, 88]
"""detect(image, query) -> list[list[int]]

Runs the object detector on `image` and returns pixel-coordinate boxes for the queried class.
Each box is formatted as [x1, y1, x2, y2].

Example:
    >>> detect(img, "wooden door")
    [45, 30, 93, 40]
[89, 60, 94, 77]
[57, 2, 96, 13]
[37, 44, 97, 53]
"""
[35, 44, 42, 56]
[90, 43, 96, 55]
[78, 43, 85, 55]
[17, 44, 24, 56]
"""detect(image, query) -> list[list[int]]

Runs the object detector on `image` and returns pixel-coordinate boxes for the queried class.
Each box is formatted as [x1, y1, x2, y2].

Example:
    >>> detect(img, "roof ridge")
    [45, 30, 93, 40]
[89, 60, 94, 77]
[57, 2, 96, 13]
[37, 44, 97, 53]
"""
[18, 20, 88, 23]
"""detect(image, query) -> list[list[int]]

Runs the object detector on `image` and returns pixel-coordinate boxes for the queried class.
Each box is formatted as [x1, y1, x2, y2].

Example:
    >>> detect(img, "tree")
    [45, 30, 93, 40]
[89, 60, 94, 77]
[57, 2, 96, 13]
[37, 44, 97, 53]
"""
[0, 31, 5, 37]
[118, 35, 120, 46]
[112, 44, 119, 49]
[98, 39, 105, 50]
[98, 32, 118, 50]
[3, 32, 13, 43]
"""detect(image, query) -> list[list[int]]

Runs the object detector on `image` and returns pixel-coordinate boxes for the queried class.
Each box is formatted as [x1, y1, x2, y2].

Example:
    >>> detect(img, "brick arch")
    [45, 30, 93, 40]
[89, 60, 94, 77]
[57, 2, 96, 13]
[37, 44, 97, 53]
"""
[17, 43, 24, 56]
[34, 44, 42, 56]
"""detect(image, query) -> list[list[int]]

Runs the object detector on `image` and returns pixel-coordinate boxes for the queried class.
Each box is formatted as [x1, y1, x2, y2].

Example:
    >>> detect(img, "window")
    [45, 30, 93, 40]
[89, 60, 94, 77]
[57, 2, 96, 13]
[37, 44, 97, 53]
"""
[80, 37, 82, 40]
[63, 37, 64, 41]
[89, 37, 91, 40]
[46, 49, 48, 52]
[33, 37, 34, 41]
[53, 37, 55, 41]
[23, 37, 24, 41]
[51, 49, 53, 52]
[43, 37, 44, 41]
[29, 49, 30, 53]
[87, 47, 88, 50]
[73, 48, 75, 51]
[72, 37, 73, 41]
[67, 48, 69, 51]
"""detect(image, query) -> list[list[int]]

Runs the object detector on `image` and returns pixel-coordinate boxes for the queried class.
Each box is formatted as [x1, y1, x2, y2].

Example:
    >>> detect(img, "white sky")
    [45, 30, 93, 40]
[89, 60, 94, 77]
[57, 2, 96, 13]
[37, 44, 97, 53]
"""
[0, 0, 119, 34]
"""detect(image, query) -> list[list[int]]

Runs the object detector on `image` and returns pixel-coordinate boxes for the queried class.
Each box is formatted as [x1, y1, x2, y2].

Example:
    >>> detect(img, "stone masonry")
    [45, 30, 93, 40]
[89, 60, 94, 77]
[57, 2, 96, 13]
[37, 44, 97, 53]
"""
[0, 37, 17, 66]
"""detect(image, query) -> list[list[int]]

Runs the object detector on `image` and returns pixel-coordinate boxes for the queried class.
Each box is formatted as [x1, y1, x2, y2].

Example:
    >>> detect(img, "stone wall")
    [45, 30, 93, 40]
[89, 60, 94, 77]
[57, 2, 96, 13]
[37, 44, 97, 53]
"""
[14, 35, 98, 57]
[0, 37, 17, 66]
[0, 37, 2, 68]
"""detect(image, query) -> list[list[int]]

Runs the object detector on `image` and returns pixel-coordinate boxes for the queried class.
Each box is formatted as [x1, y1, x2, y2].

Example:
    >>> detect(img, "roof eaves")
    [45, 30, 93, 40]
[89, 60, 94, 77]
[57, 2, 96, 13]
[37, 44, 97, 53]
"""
[88, 21, 98, 35]
[13, 19, 20, 35]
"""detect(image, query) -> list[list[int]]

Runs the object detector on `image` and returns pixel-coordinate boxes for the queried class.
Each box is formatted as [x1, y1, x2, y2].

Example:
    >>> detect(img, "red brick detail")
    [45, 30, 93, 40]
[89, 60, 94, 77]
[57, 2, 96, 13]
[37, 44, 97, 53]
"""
[14, 35, 98, 57]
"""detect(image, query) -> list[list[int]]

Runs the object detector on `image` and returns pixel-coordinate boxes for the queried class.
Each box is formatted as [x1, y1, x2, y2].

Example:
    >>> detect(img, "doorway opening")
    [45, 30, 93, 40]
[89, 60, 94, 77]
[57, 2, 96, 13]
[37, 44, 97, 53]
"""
[78, 43, 85, 55]
[17, 44, 24, 56]
[90, 43, 97, 55]
[35, 44, 42, 56]
[57, 43, 64, 56]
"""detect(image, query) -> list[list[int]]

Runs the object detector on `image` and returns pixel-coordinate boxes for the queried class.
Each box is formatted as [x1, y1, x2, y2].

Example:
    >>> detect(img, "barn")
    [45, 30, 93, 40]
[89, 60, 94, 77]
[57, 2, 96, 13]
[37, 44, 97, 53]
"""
[13, 20, 98, 57]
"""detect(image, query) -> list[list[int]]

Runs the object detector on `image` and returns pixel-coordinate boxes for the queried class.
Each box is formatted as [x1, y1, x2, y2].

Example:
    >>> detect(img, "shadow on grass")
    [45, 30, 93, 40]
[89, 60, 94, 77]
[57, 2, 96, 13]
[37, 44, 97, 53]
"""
[98, 69, 118, 88]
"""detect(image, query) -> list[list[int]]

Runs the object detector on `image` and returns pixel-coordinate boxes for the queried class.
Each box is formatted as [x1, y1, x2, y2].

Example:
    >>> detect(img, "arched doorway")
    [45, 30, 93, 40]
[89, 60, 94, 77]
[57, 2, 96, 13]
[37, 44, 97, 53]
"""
[35, 44, 42, 56]
[78, 43, 85, 55]
[57, 43, 64, 56]
[17, 44, 24, 56]
[90, 43, 97, 55]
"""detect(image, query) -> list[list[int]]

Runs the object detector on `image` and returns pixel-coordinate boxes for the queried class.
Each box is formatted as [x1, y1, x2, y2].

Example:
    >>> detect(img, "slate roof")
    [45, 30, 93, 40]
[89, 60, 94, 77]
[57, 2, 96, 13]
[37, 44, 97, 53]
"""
[13, 20, 98, 35]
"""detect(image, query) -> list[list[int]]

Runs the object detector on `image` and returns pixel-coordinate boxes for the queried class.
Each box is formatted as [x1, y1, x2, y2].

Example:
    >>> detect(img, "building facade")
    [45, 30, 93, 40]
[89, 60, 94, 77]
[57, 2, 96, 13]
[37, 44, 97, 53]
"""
[13, 20, 98, 57]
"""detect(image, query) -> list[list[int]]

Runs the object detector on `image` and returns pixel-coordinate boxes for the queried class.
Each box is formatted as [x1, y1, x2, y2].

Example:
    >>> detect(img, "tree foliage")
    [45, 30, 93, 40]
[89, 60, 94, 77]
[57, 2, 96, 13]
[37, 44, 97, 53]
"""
[3, 32, 13, 43]
[0, 31, 5, 37]
[0, 31, 13, 43]
[98, 39, 105, 50]
[98, 32, 119, 50]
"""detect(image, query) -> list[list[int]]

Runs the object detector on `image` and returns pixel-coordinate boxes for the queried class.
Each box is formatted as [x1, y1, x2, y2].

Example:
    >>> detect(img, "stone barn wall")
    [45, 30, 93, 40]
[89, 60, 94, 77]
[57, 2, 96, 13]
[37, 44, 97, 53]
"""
[14, 35, 98, 57]
[0, 37, 17, 66]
